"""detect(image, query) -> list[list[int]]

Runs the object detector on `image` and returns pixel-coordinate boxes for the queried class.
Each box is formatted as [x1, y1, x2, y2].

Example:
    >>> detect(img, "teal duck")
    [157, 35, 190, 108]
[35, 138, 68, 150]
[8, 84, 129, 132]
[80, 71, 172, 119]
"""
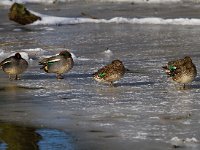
[93, 59, 126, 86]
[0, 53, 28, 80]
[162, 56, 197, 88]
[39, 50, 74, 79]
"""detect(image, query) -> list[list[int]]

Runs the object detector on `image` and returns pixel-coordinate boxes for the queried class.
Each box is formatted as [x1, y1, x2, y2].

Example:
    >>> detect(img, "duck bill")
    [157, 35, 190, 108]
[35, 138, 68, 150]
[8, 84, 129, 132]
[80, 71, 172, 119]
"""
[162, 66, 168, 70]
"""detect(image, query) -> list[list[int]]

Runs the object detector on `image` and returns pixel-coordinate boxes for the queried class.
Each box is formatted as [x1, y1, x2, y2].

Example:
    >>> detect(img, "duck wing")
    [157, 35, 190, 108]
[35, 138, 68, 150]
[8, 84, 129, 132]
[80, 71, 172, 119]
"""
[39, 55, 61, 65]
[94, 63, 117, 79]
[0, 56, 14, 67]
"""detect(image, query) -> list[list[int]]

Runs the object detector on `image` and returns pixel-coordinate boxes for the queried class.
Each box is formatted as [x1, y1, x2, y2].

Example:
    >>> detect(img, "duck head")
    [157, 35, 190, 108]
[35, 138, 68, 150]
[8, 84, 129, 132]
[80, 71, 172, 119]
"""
[59, 51, 72, 58]
[111, 59, 123, 66]
[14, 53, 22, 59]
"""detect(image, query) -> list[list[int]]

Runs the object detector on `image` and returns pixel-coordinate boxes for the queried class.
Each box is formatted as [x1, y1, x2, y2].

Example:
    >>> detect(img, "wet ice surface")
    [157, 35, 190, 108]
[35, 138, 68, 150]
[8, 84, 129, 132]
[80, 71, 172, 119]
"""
[1, 2, 200, 150]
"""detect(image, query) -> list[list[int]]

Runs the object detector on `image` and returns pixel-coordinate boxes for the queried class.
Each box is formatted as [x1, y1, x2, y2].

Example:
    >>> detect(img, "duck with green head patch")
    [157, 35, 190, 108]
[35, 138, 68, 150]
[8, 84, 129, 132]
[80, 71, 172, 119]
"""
[93, 59, 126, 86]
[162, 56, 197, 89]
[39, 50, 74, 79]
[0, 53, 28, 80]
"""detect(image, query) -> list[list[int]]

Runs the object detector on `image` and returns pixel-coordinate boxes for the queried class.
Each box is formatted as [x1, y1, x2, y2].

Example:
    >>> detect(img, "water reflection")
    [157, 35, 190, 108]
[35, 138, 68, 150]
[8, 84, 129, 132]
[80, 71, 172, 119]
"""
[0, 122, 41, 150]
[0, 121, 74, 150]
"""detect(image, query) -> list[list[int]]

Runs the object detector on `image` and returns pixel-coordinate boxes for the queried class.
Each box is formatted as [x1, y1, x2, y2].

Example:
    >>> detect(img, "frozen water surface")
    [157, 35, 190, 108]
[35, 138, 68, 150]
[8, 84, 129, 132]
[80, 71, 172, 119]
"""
[1, 1, 200, 150]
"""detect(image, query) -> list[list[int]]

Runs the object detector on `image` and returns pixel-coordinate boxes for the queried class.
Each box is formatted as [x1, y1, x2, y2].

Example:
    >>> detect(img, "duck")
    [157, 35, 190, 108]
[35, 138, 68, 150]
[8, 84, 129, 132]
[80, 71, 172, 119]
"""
[93, 59, 126, 86]
[0, 53, 28, 80]
[162, 56, 197, 89]
[39, 50, 74, 79]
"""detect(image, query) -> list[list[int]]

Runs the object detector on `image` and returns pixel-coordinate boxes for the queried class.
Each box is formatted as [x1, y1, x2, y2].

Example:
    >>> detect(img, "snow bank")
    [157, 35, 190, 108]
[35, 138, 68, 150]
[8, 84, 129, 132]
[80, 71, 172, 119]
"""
[3, 0, 200, 26]
[31, 12, 200, 26]
[98, 0, 181, 3]
[0, 0, 182, 5]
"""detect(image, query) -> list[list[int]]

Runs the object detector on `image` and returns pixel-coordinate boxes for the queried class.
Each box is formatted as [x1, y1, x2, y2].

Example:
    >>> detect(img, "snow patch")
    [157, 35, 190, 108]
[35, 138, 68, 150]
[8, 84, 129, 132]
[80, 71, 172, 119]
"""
[101, 48, 114, 60]
[0, 0, 13, 6]
[13, 28, 22, 32]
[40, 27, 55, 31]
[134, 132, 148, 139]
[30, 12, 200, 26]
[22, 48, 46, 53]
[171, 137, 199, 148]
[0, 49, 12, 59]
[104, 49, 113, 56]
[70, 52, 77, 60]
[22, 48, 47, 59]
[0, 0, 183, 6]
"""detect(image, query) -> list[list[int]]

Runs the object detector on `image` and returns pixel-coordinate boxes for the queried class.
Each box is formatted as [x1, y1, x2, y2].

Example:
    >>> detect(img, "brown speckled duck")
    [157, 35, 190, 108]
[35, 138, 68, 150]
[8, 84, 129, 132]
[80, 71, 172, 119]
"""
[93, 59, 126, 86]
[162, 56, 197, 89]
[0, 53, 28, 80]
[39, 50, 74, 79]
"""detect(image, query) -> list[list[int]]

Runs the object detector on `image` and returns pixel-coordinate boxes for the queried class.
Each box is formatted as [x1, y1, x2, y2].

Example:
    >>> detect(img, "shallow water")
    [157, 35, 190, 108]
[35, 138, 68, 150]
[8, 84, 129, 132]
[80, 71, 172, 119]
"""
[1, 1, 200, 150]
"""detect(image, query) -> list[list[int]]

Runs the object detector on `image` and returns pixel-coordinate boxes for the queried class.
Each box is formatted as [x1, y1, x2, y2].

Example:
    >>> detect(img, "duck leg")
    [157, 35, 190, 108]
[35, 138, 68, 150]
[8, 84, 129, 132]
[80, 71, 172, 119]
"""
[15, 75, 20, 80]
[183, 84, 186, 89]
[8, 74, 12, 80]
[109, 81, 114, 87]
[56, 74, 64, 79]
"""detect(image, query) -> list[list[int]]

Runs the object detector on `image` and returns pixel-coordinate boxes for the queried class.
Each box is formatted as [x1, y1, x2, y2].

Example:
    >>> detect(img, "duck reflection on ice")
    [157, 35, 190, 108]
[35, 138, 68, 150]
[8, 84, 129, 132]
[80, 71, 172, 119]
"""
[0, 121, 74, 150]
[0, 122, 41, 150]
